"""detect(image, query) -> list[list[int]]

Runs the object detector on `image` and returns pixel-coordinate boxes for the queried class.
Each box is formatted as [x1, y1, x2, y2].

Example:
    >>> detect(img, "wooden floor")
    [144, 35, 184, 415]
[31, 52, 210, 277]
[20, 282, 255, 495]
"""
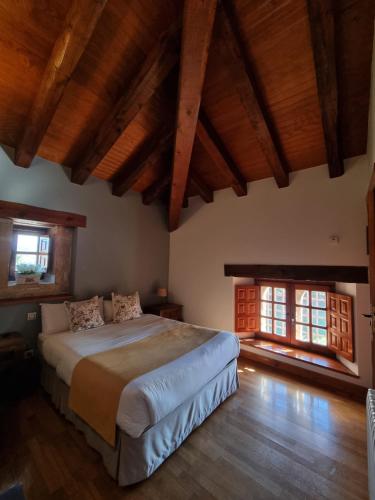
[0, 358, 368, 500]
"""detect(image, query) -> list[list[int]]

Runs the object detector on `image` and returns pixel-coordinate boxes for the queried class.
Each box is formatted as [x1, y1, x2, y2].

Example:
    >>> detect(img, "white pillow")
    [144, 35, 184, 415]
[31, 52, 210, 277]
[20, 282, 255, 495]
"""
[103, 299, 113, 323]
[40, 302, 70, 335]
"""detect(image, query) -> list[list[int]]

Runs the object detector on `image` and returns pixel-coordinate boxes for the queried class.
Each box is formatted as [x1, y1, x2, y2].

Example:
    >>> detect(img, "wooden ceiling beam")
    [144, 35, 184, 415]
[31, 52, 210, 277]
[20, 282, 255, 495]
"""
[112, 127, 173, 197]
[71, 25, 180, 185]
[307, 0, 343, 178]
[219, 1, 289, 188]
[169, 0, 217, 232]
[189, 172, 214, 203]
[14, 0, 107, 168]
[142, 171, 172, 205]
[197, 110, 247, 196]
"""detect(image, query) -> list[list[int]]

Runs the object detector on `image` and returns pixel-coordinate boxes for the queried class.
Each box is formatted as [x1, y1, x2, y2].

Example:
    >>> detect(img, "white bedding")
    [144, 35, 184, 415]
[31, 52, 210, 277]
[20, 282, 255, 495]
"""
[39, 314, 239, 438]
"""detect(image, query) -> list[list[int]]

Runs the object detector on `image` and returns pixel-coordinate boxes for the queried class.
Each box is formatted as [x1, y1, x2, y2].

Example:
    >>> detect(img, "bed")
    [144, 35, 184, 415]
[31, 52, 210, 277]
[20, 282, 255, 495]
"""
[39, 313, 240, 485]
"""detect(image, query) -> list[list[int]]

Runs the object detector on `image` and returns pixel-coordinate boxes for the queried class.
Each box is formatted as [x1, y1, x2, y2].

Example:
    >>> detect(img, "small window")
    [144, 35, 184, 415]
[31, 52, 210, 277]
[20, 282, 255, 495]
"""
[9, 226, 52, 281]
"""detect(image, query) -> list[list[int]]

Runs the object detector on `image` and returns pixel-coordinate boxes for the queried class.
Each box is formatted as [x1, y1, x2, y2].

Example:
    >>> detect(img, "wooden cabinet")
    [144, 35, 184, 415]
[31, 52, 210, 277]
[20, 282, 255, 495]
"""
[144, 303, 183, 321]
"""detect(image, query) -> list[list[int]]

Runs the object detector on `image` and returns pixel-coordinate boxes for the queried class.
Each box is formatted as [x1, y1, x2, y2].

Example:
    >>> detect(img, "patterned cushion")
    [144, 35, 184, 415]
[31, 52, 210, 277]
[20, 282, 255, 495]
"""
[112, 291, 142, 323]
[64, 296, 105, 333]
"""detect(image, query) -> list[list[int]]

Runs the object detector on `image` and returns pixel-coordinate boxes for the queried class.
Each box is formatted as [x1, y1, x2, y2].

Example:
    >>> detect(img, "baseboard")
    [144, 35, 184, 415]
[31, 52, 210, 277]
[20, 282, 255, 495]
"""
[240, 349, 368, 403]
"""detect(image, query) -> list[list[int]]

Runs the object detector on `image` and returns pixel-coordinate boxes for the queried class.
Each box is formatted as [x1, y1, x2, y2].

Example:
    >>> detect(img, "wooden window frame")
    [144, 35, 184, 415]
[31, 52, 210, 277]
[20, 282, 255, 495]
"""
[258, 280, 292, 345]
[292, 283, 331, 354]
[8, 226, 54, 281]
[256, 280, 334, 355]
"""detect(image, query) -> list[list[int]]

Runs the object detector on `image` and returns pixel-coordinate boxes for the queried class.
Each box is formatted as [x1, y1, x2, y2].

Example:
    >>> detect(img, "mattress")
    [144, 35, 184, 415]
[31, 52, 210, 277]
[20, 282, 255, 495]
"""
[39, 314, 240, 438]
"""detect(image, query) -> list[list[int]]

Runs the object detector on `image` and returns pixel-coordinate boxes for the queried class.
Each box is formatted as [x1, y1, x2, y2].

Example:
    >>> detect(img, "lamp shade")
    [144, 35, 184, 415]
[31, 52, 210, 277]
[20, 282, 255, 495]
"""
[157, 287, 168, 298]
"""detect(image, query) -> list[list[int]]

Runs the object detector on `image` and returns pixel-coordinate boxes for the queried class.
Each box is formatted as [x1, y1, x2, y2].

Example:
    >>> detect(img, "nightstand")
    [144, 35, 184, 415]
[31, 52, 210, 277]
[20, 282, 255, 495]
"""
[144, 303, 183, 321]
[0, 332, 39, 400]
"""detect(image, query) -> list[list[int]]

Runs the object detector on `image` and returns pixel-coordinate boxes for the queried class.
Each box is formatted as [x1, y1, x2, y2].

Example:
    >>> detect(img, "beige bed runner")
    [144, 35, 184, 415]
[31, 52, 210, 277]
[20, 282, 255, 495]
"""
[68, 324, 217, 446]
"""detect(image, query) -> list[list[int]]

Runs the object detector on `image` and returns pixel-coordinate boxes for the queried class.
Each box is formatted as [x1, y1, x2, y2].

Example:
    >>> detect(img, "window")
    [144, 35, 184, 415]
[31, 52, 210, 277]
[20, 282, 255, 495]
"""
[15, 232, 50, 271]
[258, 281, 330, 352]
[9, 226, 52, 281]
[260, 284, 288, 338]
[294, 286, 328, 347]
[0, 200, 82, 303]
[235, 283, 354, 360]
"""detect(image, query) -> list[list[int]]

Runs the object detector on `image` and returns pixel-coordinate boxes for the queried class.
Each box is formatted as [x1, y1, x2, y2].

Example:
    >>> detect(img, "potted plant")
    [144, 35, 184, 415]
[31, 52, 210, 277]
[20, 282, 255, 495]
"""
[15, 264, 43, 284]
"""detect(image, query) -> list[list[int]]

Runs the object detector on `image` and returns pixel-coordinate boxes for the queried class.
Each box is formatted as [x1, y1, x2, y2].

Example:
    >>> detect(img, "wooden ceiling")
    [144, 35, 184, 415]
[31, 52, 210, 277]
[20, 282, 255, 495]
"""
[0, 0, 373, 230]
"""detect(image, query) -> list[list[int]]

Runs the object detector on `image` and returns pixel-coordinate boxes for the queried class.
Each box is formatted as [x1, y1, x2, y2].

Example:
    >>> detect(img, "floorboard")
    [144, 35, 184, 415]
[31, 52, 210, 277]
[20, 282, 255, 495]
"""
[0, 359, 368, 499]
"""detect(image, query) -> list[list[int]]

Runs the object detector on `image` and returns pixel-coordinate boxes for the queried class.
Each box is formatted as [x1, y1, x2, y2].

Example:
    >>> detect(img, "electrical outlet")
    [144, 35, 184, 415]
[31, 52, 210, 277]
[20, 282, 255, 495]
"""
[27, 312, 37, 321]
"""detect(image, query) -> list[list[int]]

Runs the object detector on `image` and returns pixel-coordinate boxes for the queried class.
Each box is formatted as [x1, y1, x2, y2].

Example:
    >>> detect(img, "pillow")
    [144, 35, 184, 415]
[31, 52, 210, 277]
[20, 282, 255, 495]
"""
[103, 299, 113, 323]
[40, 302, 70, 335]
[64, 296, 105, 333]
[112, 291, 142, 323]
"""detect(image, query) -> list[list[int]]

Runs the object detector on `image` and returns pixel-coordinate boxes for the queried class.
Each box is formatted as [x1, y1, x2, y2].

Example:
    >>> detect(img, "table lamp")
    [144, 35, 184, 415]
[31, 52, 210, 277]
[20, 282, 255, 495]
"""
[157, 287, 168, 303]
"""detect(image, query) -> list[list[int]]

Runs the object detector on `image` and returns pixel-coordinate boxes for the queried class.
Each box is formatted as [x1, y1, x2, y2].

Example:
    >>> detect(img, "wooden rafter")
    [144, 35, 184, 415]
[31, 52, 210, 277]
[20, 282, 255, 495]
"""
[307, 0, 343, 178]
[143, 171, 172, 205]
[219, 1, 289, 188]
[189, 171, 214, 203]
[71, 25, 180, 185]
[15, 0, 107, 168]
[169, 0, 217, 232]
[197, 110, 247, 196]
[112, 127, 173, 197]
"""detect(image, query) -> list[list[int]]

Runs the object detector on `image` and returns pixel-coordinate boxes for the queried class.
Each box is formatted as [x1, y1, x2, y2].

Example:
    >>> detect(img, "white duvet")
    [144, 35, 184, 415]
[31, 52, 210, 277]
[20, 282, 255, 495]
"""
[39, 314, 239, 438]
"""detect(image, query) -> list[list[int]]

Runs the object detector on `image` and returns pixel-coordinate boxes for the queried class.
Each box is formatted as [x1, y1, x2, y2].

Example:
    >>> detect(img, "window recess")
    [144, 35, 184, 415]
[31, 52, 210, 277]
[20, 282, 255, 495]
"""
[235, 282, 354, 361]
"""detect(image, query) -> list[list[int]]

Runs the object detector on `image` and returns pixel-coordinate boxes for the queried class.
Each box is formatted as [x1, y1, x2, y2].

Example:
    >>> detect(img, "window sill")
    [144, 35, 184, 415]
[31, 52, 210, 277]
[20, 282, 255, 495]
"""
[0, 294, 72, 307]
[240, 338, 358, 378]
[8, 274, 56, 287]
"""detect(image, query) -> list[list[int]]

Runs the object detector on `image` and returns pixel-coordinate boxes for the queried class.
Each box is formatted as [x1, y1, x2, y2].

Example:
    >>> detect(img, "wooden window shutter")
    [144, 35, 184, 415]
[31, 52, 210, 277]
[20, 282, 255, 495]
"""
[327, 293, 354, 361]
[235, 285, 260, 335]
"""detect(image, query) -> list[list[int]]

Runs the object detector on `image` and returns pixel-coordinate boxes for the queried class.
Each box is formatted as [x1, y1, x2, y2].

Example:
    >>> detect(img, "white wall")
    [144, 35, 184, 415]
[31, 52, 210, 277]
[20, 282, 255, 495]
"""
[169, 155, 372, 386]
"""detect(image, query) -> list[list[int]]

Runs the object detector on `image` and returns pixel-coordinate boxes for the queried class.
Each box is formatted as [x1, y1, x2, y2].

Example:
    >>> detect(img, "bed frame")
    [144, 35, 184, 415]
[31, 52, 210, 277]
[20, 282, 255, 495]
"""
[41, 358, 239, 485]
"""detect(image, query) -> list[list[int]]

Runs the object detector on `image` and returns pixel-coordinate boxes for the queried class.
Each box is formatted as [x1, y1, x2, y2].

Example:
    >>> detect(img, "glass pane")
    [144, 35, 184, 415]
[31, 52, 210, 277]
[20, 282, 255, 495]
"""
[16, 253, 37, 268]
[261, 317, 272, 333]
[312, 308, 327, 327]
[17, 234, 38, 252]
[37, 254, 49, 271]
[274, 287, 286, 303]
[311, 291, 327, 309]
[261, 301, 272, 318]
[296, 306, 309, 324]
[296, 324, 310, 342]
[274, 303, 286, 320]
[261, 286, 272, 301]
[295, 289, 309, 306]
[39, 236, 49, 253]
[274, 320, 286, 336]
[312, 327, 327, 346]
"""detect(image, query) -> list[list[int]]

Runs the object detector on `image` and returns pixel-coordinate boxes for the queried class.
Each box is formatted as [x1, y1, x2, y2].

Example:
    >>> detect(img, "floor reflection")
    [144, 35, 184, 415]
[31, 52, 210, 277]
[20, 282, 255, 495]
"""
[256, 372, 332, 432]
